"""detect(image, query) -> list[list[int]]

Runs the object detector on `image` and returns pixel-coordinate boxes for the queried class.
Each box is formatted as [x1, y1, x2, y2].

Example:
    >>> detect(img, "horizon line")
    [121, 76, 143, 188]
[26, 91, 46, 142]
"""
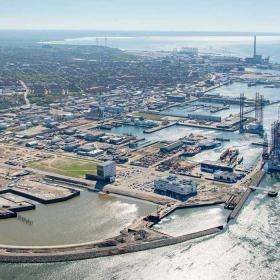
[0, 29, 280, 36]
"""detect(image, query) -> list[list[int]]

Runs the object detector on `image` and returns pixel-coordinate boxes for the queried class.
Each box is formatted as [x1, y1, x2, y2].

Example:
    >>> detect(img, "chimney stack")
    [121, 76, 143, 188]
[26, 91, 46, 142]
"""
[254, 35, 257, 57]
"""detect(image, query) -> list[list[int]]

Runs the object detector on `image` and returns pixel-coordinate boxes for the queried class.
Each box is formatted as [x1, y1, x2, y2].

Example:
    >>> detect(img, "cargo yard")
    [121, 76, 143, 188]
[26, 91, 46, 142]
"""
[0, 36, 280, 263]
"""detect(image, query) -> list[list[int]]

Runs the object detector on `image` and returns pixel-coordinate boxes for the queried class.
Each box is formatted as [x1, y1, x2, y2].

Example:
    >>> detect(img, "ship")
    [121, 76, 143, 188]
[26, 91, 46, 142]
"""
[220, 148, 239, 164]
[268, 191, 278, 197]
[183, 146, 201, 156]
[266, 160, 280, 173]
[248, 82, 256, 87]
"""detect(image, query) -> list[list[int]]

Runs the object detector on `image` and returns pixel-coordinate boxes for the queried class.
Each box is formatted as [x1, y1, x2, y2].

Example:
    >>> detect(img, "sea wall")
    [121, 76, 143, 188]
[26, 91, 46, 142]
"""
[0, 188, 80, 205]
[0, 226, 222, 263]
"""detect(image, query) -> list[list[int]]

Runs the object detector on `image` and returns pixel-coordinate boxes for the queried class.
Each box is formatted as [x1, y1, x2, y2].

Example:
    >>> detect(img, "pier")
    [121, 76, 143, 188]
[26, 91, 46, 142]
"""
[249, 186, 279, 196]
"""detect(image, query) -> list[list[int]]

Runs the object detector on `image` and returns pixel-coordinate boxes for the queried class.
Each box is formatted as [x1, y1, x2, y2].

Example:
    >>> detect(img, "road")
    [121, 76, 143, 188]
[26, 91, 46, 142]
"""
[19, 80, 30, 107]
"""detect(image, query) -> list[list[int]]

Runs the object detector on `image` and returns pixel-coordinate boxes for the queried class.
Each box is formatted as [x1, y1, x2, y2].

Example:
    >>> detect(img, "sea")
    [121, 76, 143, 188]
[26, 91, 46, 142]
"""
[0, 31, 279, 280]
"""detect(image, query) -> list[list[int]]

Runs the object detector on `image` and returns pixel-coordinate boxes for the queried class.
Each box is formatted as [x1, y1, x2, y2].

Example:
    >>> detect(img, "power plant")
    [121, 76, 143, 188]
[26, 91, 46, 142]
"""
[245, 35, 270, 65]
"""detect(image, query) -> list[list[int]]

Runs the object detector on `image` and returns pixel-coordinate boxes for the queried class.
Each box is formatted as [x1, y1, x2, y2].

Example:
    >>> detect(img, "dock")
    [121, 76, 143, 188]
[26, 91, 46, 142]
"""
[144, 122, 176, 133]
[249, 186, 279, 195]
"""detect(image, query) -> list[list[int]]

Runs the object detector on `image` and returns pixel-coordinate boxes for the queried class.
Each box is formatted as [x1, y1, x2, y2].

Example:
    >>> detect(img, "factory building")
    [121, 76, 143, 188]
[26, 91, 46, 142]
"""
[160, 141, 183, 153]
[84, 131, 105, 142]
[201, 160, 234, 173]
[64, 143, 80, 152]
[25, 141, 38, 148]
[154, 175, 197, 201]
[85, 105, 104, 120]
[245, 35, 270, 65]
[198, 140, 221, 150]
[213, 171, 238, 183]
[167, 95, 186, 103]
[187, 114, 222, 122]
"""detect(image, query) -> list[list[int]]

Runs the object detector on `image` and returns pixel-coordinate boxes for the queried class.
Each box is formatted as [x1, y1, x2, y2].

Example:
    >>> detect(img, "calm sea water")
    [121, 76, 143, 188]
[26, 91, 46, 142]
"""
[42, 33, 280, 63]
[0, 182, 279, 280]
[1, 31, 280, 62]
[0, 192, 156, 246]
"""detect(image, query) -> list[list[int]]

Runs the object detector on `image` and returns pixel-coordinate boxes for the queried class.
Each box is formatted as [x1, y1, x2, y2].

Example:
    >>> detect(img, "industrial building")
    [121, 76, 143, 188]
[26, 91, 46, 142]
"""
[154, 175, 197, 201]
[160, 141, 183, 153]
[213, 171, 239, 183]
[201, 160, 234, 173]
[167, 95, 186, 103]
[245, 35, 270, 65]
[85, 105, 104, 120]
[187, 114, 221, 122]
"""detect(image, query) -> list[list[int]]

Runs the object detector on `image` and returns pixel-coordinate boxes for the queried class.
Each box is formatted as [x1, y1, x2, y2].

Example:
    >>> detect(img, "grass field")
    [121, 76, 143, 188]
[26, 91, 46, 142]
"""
[28, 156, 99, 179]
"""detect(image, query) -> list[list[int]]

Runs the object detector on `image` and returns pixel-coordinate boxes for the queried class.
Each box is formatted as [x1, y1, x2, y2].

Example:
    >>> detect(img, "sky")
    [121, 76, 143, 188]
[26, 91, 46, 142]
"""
[1, 0, 280, 32]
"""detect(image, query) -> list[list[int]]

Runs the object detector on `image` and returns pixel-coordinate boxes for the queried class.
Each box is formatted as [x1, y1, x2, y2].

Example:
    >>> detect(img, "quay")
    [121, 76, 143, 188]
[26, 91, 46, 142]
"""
[0, 154, 270, 263]
[0, 188, 80, 205]
[177, 122, 236, 132]
[144, 122, 176, 133]
[0, 161, 267, 263]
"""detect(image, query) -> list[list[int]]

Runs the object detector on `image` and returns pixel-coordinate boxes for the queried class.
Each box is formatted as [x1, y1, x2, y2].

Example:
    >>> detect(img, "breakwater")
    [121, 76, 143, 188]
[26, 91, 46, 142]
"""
[0, 188, 80, 205]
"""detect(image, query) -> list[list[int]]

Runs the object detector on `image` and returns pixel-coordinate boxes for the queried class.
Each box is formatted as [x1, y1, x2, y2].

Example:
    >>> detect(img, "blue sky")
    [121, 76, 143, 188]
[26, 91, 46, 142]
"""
[1, 0, 279, 31]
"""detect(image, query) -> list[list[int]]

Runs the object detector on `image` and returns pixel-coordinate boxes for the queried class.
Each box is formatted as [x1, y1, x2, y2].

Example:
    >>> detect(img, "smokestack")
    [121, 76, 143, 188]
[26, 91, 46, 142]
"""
[254, 35, 257, 57]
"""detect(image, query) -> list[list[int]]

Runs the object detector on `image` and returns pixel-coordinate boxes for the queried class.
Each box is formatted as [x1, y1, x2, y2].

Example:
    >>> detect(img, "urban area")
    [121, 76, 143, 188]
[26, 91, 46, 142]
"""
[0, 35, 279, 262]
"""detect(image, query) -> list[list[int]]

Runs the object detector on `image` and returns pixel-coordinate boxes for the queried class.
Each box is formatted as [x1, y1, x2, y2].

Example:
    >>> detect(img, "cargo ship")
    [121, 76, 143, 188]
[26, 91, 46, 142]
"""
[220, 148, 239, 164]
[183, 146, 201, 157]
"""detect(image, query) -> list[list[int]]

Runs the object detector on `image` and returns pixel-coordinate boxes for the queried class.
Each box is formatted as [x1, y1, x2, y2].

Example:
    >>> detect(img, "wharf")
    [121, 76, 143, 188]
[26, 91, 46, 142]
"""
[0, 152, 269, 263]
[228, 164, 265, 221]
[202, 81, 230, 93]
[0, 208, 17, 219]
[177, 122, 235, 132]
[228, 189, 252, 220]
[103, 186, 175, 205]
[251, 142, 268, 147]
[144, 122, 176, 133]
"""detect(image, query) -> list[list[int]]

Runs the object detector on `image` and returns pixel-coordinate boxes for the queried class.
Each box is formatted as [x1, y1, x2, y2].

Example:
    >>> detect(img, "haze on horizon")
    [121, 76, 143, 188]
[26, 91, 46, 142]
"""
[1, 0, 280, 33]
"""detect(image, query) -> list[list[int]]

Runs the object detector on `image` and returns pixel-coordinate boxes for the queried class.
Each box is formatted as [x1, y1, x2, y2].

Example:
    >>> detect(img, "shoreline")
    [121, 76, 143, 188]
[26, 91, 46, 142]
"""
[0, 226, 223, 263]
[0, 147, 267, 264]
[0, 184, 259, 263]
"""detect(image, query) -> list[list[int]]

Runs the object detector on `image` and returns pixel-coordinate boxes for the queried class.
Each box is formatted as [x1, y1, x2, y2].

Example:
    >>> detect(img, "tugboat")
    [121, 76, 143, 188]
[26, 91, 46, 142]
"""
[268, 191, 278, 197]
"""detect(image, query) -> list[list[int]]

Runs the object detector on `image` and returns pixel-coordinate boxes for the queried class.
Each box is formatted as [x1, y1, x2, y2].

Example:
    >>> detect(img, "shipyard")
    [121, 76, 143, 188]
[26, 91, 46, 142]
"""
[0, 34, 279, 264]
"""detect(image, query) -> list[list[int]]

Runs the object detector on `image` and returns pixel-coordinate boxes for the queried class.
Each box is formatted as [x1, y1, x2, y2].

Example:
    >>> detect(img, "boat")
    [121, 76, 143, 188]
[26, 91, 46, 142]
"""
[267, 160, 280, 172]
[268, 191, 278, 197]
[248, 82, 256, 87]
[183, 146, 201, 156]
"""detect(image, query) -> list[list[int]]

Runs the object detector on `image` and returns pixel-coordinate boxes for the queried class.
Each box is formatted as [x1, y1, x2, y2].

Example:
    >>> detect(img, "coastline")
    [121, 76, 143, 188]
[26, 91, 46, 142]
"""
[0, 172, 263, 263]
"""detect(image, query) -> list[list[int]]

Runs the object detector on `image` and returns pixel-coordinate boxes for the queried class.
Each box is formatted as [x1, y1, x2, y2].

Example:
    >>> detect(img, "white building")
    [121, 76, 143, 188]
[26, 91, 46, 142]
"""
[154, 175, 197, 201]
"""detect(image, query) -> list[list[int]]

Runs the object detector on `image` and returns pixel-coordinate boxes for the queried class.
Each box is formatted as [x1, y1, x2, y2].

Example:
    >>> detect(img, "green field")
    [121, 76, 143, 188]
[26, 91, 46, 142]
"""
[28, 156, 99, 179]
